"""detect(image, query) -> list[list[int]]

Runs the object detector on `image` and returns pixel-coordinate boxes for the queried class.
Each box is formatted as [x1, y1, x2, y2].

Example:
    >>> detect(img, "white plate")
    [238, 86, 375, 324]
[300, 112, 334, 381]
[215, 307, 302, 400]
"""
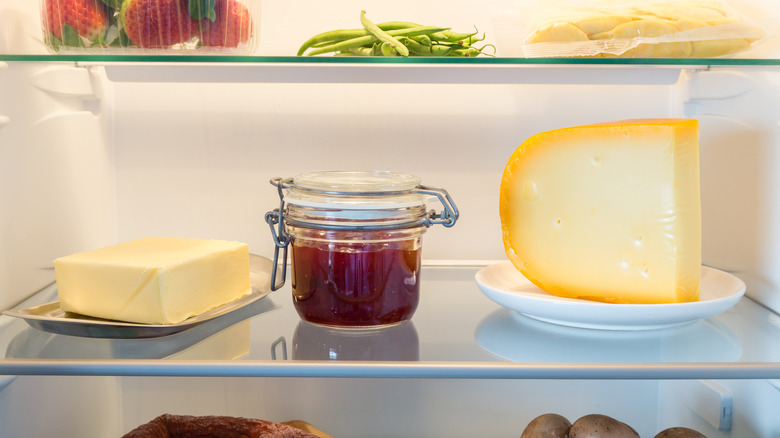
[475, 262, 746, 330]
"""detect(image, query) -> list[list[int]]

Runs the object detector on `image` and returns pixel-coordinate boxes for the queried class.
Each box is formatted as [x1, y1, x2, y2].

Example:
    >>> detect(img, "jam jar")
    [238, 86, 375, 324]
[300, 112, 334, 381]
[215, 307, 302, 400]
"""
[265, 170, 458, 329]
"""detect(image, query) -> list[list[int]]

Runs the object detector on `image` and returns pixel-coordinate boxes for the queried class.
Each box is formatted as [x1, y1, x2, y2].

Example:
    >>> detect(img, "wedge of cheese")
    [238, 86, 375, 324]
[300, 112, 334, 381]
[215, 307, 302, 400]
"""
[54, 237, 251, 324]
[500, 119, 701, 304]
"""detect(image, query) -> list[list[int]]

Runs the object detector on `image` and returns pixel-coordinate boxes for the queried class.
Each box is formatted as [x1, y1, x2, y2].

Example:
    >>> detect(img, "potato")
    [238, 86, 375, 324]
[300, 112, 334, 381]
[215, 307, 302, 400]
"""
[654, 427, 707, 438]
[569, 414, 639, 438]
[521, 413, 572, 438]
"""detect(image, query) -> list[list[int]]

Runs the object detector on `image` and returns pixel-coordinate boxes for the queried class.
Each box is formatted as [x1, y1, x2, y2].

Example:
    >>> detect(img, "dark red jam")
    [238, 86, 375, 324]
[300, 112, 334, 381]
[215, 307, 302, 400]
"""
[289, 229, 422, 328]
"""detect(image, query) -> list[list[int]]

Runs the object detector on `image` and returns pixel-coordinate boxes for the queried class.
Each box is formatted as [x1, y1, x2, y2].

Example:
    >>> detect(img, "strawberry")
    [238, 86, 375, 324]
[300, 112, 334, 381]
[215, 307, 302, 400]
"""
[121, 0, 198, 48]
[43, 0, 108, 42]
[198, 0, 253, 48]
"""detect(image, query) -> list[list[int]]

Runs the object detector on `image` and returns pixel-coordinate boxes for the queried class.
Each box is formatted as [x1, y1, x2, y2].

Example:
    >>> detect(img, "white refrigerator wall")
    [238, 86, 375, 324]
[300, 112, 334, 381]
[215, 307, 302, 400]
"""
[0, 61, 115, 310]
[2, 0, 780, 436]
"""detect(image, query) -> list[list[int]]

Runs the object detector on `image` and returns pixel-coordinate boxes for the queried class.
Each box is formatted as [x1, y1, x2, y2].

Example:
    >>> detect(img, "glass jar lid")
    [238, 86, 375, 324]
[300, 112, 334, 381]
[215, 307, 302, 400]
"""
[284, 170, 426, 210]
[294, 170, 421, 193]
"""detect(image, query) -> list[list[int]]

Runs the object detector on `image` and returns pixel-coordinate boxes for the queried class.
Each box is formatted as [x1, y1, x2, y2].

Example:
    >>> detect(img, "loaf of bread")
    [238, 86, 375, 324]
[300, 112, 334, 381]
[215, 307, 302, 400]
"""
[121, 414, 326, 438]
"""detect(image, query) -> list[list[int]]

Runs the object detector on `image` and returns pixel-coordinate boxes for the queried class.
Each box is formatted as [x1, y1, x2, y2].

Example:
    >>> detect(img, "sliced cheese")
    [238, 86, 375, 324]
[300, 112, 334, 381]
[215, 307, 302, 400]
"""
[527, 22, 590, 44]
[523, 0, 763, 58]
[591, 18, 693, 58]
[573, 15, 634, 36]
[632, 2, 729, 22]
[54, 237, 251, 324]
[500, 119, 701, 304]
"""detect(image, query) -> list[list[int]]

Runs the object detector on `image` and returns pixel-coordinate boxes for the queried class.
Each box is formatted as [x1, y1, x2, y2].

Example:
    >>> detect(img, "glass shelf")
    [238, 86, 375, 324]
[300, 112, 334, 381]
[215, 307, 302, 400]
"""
[0, 54, 780, 66]
[1, 265, 779, 380]
[5, 55, 778, 84]
[3, 54, 780, 66]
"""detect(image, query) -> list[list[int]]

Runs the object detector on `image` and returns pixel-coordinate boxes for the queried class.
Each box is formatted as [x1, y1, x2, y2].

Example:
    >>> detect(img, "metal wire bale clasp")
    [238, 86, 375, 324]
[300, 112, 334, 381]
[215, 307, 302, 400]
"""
[264, 177, 293, 291]
[415, 185, 459, 228]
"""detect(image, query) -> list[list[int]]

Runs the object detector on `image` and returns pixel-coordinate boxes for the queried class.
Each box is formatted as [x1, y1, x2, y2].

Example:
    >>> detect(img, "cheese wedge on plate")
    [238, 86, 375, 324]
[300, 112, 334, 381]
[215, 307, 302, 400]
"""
[54, 237, 252, 324]
[500, 119, 701, 304]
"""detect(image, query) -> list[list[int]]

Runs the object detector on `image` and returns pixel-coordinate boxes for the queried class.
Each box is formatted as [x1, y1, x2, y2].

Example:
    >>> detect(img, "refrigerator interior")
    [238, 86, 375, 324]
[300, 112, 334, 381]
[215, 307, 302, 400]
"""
[2, 0, 780, 436]
[3, 375, 778, 438]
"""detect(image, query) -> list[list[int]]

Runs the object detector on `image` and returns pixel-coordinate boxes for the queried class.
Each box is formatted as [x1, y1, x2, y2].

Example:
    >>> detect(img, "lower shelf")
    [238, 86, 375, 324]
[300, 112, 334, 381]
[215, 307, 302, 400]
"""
[1, 265, 779, 379]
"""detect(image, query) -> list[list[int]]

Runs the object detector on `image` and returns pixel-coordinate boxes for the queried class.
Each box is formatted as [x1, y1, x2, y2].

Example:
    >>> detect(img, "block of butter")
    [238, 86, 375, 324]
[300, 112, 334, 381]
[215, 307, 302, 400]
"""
[500, 119, 701, 304]
[54, 237, 252, 324]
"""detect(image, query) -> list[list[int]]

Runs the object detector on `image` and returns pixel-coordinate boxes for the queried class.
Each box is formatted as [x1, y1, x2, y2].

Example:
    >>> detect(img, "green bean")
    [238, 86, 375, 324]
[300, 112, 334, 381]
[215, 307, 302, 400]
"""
[298, 29, 369, 56]
[430, 44, 452, 56]
[409, 34, 432, 47]
[447, 48, 476, 57]
[360, 10, 409, 57]
[302, 26, 448, 56]
[426, 31, 451, 41]
[297, 21, 432, 55]
[471, 33, 487, 43]
[400, 37, 432, 56]
[403, 38, 478, 57]
[297, 12, 492, 58]
[376, 21, 425, 30]
[448, 44, 496, 57]
[430, 28, 479, 43]
[342, 46, 375, 56]
[446, 33, 486, 47]
[380, 42, 398, 56]
[479, 43, 497, 56]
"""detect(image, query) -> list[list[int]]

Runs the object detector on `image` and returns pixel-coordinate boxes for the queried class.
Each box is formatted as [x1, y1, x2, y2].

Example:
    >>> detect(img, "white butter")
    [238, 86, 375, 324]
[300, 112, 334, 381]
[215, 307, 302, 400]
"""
[54, 237, 251, 324]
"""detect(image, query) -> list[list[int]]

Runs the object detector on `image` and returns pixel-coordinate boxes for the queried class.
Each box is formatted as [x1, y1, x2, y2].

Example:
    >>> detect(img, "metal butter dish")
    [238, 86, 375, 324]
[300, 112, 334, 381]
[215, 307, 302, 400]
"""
[2, 254, 276, 339]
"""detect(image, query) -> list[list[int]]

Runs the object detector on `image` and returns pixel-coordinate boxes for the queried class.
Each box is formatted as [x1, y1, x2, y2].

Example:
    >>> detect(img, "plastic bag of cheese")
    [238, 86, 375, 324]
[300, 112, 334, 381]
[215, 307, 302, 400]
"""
[493, 0, 772, 57]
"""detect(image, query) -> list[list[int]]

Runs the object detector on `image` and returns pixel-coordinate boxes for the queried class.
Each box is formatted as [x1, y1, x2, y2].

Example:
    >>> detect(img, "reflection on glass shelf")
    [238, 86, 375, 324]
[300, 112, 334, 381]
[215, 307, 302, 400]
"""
[475, 308, 742, 363]
[3, 295, 274, 360]
[292, 320, 419, 361]
[5, 319, 250, 360]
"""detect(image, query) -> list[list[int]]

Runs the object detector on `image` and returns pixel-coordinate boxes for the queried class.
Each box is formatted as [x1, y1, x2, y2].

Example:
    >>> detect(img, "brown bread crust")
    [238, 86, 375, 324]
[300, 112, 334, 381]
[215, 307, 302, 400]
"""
[122, 414, 322, 438]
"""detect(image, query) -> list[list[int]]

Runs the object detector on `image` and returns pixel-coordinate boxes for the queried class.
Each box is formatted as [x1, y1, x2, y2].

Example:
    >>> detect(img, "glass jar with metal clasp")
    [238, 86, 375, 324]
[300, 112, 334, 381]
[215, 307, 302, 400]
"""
[265, 170, 459, 329]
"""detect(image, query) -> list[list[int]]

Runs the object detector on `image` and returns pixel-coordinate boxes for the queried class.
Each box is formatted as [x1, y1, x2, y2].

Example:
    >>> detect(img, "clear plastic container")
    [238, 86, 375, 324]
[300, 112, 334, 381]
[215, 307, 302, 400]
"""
[40, 0, 259, 53]
[266, 170, 458, 329]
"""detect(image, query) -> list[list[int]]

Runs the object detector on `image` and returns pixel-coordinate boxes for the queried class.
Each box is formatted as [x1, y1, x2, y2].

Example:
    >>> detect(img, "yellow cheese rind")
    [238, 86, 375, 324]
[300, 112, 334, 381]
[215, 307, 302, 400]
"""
[54, 237, 252, 324]
[500, 119, 701, 304]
